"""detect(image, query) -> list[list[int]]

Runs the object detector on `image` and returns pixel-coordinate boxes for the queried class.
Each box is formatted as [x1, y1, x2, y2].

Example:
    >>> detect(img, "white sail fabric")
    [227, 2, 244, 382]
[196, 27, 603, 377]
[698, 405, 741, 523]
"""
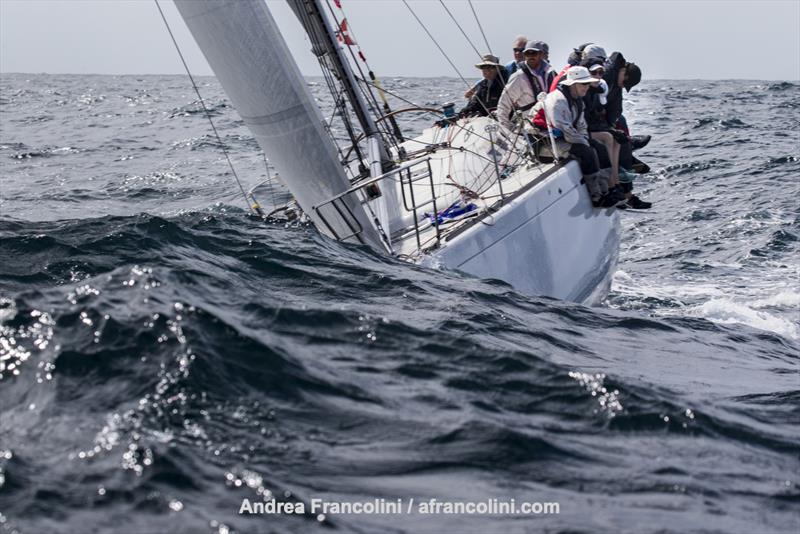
[174, 0, 384, 250]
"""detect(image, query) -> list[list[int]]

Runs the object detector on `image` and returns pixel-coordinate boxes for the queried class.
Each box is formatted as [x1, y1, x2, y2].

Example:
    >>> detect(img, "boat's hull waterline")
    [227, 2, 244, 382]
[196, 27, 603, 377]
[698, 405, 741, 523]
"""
[427, 160, 620, 305]
[175, 0, 620, 305]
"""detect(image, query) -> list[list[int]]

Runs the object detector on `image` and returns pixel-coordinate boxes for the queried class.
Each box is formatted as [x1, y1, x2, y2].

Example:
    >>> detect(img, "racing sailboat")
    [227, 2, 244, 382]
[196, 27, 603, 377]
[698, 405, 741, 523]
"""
[173, 0, 620, 304]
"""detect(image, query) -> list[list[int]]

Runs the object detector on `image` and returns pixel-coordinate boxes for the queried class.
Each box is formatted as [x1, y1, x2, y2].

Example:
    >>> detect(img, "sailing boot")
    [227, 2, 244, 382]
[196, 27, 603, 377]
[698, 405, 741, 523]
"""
[631, 155, 651, 174]
[630, 135, 651, 151]
[597, 167, 612, 197]
[584, 173, 604, 207]
[627, 194, 652, 209]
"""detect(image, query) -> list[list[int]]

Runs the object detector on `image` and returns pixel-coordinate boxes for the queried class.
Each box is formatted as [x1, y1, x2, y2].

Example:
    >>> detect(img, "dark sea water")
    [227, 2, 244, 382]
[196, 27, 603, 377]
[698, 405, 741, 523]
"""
[1, 74, 798, 534]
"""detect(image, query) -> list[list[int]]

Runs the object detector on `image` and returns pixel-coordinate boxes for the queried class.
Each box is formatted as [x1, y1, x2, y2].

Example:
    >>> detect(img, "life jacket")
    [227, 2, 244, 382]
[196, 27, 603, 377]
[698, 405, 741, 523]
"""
[532, 106, 548, 130]
[515, 64, 547, 113]
[550, 65, 569, 92]
[531, 67, 567, 130]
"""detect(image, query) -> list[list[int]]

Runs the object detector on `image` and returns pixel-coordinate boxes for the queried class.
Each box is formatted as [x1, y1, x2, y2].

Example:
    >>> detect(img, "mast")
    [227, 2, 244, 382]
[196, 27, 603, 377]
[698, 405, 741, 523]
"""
[173, 0, 386, 251]
[286, 0, 385, 151]
[287, 0, 403, 246]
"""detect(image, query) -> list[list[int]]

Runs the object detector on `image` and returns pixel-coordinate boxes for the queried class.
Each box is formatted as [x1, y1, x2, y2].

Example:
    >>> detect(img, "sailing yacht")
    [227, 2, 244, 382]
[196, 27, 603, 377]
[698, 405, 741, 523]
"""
[173, 0, 620, 304]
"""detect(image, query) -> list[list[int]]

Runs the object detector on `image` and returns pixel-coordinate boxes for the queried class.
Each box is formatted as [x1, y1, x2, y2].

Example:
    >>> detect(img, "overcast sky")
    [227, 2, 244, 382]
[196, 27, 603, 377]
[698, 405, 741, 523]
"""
[1, 0, 799, 80]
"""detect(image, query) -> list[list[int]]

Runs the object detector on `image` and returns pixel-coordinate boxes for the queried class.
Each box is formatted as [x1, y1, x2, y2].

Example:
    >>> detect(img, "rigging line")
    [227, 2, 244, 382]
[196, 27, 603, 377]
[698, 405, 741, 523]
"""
[354, 76, 502, 148]
[153, 0, 253, 214]
[329, 0, 405, 141]
[437, 0, 482, 57]
[323, 66, 366, 166]
[323, 0, 384, 114]
[295, 1, 369, 163]
[322, 0, 396, 150]
[353, 76, 441, 118]
[467, 0, 493, 56]
[401, 0, 472, 90]
[262, 152, 279, 210]
[401, 0, 493, 117]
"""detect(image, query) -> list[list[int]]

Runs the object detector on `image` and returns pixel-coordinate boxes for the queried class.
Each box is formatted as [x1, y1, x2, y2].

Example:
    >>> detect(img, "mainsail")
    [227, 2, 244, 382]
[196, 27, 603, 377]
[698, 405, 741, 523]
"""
[173, 0, 385, 250]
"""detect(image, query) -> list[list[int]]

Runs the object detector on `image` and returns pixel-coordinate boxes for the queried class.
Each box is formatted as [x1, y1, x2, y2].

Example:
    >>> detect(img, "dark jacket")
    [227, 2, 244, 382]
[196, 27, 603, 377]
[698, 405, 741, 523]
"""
[602, 52, 627, 127]
[583, 84, 610, 131]
[458, 68, 509, 117]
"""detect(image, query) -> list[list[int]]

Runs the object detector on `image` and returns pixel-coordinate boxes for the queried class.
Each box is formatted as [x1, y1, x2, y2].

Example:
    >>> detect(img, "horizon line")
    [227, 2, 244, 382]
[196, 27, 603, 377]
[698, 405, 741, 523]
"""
[2, 71, 798, 83]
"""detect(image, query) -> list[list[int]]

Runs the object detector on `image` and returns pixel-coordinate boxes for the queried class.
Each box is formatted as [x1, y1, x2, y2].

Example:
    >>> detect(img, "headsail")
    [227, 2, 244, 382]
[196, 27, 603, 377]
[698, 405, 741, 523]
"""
[174, 0, 385, 251]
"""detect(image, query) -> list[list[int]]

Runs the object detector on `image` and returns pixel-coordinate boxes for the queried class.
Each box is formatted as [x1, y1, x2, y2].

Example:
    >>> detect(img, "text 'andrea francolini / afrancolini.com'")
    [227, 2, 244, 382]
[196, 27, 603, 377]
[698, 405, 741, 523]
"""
[239, 497, 561, 521]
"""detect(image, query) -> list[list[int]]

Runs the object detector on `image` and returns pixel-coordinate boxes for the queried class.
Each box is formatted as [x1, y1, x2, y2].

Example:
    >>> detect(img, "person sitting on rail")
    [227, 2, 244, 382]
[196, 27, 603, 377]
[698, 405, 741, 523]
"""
[533, 40, 551, 63]
[464, 35, 526, 100]
[529, 46, 600, 145]
[457, 54, 509, 118]
[602, 52, 652, 209]
[581, 59, 636, 188]
[496, 40, 556, 131]
[549, 43, 604, 91]
[543, 66, 622, 208]
[505, 35, 529, 76]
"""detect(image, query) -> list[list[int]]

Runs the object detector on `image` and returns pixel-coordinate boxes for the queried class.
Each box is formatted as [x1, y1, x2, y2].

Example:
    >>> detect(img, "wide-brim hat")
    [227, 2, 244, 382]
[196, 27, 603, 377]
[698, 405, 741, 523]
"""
[475, 54, 502, 68]
[561, 66, 600, 86]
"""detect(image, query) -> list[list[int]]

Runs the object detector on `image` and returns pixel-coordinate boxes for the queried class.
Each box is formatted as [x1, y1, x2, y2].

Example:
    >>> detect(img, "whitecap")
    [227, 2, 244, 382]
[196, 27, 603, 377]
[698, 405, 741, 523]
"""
[688, 298, 799, 339]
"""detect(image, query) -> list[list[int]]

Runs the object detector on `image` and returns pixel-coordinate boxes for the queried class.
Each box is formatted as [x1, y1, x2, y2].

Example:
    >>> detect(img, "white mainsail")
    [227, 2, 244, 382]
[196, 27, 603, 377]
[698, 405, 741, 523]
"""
[174, 0, 385, 251]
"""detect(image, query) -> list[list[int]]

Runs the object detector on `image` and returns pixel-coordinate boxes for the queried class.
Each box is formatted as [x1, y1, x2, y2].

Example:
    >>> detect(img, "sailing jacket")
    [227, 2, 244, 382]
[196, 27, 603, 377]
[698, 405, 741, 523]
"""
[602, 52, 627, 127]
[583, 79, 611, 131]
[505, 60, 520, 76]
[496, 61, 556, 130]
[458, 68, 509, 117]
[544, 85, 589, 146]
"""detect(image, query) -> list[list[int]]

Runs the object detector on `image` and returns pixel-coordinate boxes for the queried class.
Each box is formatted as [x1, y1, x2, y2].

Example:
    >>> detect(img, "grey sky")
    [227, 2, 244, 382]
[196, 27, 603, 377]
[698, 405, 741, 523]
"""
[1, 0, 799, 80]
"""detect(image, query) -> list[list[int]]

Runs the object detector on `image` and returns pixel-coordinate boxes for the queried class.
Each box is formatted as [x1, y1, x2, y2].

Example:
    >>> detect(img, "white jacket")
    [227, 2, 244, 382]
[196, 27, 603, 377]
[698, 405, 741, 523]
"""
[496, 70, 536, 131]
[544, 87, 589, 146]
[496, 63, 556, 131]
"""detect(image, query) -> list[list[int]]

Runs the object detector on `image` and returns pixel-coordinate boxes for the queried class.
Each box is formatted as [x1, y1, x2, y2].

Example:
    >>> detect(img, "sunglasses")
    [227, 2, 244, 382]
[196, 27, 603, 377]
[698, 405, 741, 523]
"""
[513, 48, 525, 53]
[591, 70, 605, 75]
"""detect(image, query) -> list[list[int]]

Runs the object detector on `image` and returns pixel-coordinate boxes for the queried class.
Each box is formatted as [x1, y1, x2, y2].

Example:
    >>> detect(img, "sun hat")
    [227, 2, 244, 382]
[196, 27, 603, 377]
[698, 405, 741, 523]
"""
[475, 54, 502, 68]
[561, 66, 599, 86]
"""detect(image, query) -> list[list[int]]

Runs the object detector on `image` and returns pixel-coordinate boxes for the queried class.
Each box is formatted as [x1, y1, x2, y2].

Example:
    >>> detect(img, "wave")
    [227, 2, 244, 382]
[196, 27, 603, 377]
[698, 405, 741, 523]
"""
[687, 297, 799, 340]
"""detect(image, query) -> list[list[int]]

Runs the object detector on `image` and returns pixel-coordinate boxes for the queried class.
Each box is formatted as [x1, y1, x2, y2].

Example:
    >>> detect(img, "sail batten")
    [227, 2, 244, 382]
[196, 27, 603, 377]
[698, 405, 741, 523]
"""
[173, 0, 385, 250]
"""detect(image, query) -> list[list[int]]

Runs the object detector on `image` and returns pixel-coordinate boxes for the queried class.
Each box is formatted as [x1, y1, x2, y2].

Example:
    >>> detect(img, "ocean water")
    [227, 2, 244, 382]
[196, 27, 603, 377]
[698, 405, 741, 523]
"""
[0, 74, 798, 534]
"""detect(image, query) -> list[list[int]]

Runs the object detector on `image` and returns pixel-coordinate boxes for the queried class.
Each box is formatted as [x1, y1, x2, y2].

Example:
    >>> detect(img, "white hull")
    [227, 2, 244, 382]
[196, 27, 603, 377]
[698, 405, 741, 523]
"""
[426, 160, 620, 305]
[174, 1, 620, 305]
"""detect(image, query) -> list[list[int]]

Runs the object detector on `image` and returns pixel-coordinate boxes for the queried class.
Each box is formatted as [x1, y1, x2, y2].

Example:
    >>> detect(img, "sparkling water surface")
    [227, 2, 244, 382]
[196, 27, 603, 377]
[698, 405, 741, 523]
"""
[0, 74, 798, 534]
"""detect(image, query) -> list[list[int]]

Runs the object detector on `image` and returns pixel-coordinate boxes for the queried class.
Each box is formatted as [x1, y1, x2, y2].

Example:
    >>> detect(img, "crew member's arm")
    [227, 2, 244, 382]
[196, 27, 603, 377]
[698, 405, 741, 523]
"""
[496, 75, 520, 130]
[547, 94, 589, 146]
